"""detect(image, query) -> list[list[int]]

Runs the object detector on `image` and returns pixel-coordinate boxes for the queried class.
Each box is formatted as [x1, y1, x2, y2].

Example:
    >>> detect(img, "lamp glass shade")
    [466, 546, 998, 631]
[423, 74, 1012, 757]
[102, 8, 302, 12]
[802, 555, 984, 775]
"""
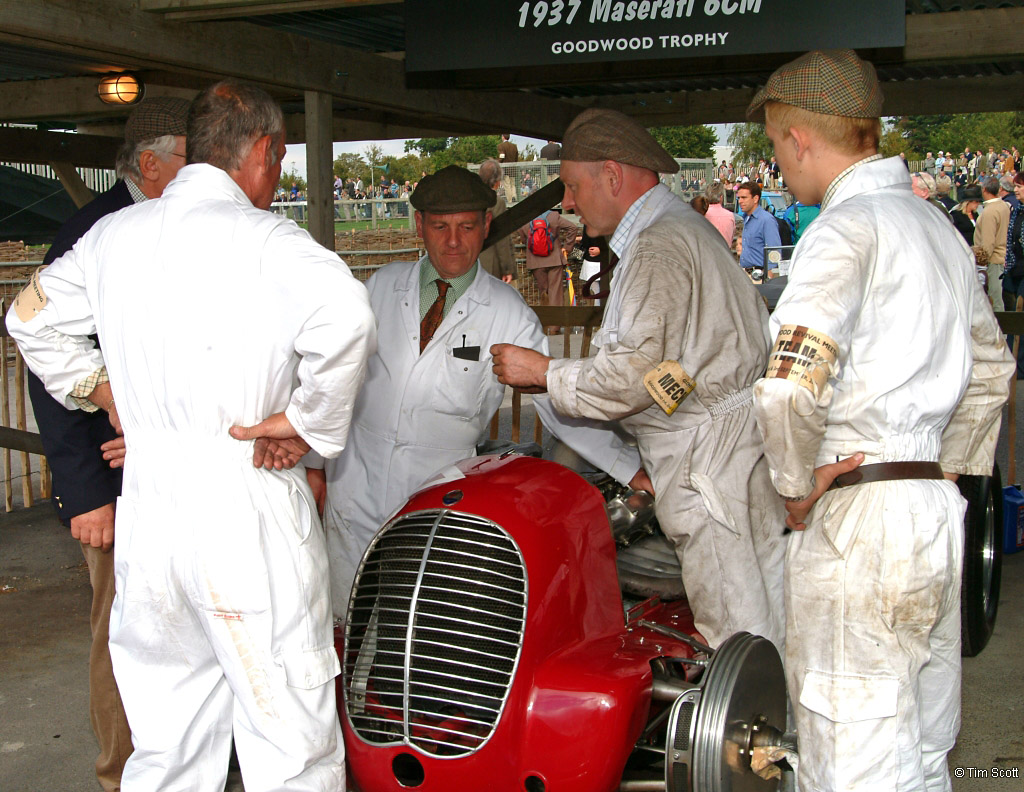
[97, 75, 143, 105]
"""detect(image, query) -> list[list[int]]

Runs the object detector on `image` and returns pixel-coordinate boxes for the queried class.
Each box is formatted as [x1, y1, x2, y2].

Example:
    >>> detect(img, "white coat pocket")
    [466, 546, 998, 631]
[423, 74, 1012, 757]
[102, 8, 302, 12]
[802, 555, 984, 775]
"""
[430, 352, 489, 420]
[799, 668, 899, 788]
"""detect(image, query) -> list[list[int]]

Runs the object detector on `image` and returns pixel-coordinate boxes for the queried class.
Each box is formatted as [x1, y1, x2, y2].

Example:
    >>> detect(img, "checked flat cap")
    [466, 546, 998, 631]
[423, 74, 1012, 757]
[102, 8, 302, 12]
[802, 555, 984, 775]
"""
[562, 108, 679, 174]
[123, 97, 190, 145]
[747, 49, 883, 122]
[410, 165, 497, 213]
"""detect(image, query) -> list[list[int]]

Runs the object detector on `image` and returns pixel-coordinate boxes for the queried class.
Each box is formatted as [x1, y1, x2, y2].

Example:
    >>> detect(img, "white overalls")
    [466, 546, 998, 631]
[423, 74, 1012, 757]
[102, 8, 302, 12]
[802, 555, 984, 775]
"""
[6, 164, 377, 791]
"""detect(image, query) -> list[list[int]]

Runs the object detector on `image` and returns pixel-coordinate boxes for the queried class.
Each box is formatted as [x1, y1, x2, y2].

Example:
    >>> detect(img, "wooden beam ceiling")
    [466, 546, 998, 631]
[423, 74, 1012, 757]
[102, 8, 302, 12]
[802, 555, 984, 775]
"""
[0, 77, 197, 123]
[140, 0, 398, 23]
[0, 128, 120, 168]
[588, 72, 1024, 126]
[0, 0, 576, 139]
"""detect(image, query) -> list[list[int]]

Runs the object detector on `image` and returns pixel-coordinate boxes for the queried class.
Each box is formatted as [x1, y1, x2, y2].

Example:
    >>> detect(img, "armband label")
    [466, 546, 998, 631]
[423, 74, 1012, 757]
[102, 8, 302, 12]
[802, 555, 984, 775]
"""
[766, 324, 838, 396]
[13, 266, 48, 322]
[644, 360, 695, 416]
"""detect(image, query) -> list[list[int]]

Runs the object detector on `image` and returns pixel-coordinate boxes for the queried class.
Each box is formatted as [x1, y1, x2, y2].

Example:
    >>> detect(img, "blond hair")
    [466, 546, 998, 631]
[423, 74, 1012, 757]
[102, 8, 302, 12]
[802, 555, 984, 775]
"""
[764, 101, 880, 156]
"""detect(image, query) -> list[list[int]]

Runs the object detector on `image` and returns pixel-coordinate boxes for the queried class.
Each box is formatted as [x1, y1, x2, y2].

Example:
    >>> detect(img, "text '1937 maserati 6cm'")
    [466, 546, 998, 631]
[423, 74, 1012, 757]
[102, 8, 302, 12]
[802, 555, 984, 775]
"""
[333, 450, 796, 792]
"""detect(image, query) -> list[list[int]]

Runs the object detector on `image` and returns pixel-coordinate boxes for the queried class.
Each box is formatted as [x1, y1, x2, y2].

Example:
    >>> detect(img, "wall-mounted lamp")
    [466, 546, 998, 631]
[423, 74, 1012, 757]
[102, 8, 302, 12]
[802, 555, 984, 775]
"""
[97, 74, 144, 105]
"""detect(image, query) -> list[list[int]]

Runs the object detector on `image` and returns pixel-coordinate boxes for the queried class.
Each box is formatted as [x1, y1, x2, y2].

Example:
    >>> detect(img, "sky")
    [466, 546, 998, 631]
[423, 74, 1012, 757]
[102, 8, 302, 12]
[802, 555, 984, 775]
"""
[279, 125, 735, 182]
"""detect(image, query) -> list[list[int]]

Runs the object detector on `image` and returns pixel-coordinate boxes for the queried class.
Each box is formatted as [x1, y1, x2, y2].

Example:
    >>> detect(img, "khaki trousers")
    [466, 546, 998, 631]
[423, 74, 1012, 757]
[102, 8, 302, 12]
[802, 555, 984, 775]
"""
[81, 543, 133, 792]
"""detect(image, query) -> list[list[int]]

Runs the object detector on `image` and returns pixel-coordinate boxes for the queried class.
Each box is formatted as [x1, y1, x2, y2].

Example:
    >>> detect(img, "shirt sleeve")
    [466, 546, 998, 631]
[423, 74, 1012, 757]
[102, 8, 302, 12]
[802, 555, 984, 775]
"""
[279, 234, 379, 459]
[514, 306, 642, 485]
[752, 219, 867, 498]
[4, 248, 107, 410]
[546, 245, 677, 421]
[939, 283, 1014, 475]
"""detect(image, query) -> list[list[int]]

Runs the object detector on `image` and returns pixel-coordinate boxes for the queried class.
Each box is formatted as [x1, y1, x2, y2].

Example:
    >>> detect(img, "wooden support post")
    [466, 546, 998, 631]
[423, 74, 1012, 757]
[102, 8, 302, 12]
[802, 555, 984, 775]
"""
[49, 161, 95, 208]
[2, 333, 12, 512]
[304, 90, 334, 251]
[14, 352, 33, 508]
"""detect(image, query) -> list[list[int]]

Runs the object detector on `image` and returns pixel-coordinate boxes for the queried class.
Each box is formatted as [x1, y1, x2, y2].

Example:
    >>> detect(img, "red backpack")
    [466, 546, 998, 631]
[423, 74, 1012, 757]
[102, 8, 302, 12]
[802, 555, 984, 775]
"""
[527, 215, 556, 257]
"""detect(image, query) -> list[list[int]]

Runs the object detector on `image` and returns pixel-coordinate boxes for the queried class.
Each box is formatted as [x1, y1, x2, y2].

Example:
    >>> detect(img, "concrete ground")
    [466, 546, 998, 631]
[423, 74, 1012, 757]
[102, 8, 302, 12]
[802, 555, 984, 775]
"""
[2, 330, 1023, 791]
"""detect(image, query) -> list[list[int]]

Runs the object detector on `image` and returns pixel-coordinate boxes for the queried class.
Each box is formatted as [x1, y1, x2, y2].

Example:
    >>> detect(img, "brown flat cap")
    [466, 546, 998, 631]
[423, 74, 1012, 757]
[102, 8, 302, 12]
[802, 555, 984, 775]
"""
[410, 165, 497, 213]
[747, 49, 883, 123]
[124, 97, 190, 145]
[562, 108, 678, 174]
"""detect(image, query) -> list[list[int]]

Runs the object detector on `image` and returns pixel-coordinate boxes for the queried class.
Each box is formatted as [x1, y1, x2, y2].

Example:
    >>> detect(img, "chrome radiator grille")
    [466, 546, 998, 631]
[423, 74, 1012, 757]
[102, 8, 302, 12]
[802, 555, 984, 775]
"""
[343, 509, 527, 757]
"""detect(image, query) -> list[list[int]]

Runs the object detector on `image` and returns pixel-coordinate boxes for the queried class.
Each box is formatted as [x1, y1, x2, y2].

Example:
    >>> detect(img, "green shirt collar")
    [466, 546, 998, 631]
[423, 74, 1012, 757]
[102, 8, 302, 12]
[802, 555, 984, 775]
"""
[418, 257, 479, 320]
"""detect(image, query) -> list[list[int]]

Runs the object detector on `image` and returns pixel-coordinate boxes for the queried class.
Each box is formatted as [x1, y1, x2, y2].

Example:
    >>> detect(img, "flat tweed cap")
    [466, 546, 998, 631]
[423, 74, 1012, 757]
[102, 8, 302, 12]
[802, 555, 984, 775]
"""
[562, 108, 679, 174]
[410, 165, 497, 213]
[123, 97, 190, 145]
[746, 49, 883, 122]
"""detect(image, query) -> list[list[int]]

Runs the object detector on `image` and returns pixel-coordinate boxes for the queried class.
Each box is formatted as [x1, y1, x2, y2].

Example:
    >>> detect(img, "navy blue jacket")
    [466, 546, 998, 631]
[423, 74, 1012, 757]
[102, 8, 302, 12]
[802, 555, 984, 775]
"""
[26, 180, 132, 524]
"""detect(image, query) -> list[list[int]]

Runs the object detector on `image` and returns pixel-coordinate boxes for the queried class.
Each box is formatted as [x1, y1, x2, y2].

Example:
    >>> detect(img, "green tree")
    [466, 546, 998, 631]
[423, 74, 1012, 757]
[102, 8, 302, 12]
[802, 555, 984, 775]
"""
[879, 126, 912, 159]
[278, 167, 306, 191]
[332, 152, 366, 182]
[431, 135, 502, 169]
[727, 123, 773, 167]
[893, 113, 1024, 159]
[405, 137, 450, 157]
[648, 125, 717, 159]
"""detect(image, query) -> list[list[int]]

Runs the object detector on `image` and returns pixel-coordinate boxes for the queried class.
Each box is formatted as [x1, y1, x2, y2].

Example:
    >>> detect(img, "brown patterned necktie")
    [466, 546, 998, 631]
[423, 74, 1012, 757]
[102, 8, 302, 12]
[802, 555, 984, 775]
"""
[419, 279, 450, 353]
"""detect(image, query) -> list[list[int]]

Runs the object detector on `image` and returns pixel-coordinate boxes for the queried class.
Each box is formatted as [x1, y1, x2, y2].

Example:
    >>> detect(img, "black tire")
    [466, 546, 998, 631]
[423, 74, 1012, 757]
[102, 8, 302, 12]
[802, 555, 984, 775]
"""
[958, 466, 1003, 657]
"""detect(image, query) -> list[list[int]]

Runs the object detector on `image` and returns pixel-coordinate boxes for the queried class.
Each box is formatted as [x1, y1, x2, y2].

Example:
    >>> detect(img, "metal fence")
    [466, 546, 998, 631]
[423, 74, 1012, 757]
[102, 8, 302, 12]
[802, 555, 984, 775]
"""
[271, 197, 415, 230]
[1, 162, 117, 192]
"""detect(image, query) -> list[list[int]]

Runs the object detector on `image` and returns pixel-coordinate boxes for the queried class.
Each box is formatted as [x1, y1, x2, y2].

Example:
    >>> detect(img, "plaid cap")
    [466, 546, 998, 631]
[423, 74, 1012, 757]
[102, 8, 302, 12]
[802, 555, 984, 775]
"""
[746, 49, 883, 122]
[562, 108, 679, 174]
[123, 97, 190, 145]
[410, 165, 497, 213]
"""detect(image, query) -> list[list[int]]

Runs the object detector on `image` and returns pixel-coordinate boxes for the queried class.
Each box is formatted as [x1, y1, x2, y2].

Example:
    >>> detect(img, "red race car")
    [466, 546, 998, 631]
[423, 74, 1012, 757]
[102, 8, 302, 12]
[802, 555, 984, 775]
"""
[335, 451, 793, 792]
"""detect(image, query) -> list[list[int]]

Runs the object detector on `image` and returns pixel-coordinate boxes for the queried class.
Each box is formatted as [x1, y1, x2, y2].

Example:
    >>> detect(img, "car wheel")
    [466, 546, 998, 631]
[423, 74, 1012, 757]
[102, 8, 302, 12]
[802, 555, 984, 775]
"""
[958, 466, 1003, 657]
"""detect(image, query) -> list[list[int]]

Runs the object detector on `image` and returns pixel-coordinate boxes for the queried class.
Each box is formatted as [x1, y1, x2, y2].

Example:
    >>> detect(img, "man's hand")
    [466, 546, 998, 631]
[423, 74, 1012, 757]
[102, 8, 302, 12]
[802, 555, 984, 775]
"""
[70, 502, 115, 552]
[306, 467, 327, 516]
[491, 343, 551, 390]
[87, 381, 123, 436]
[229, 412, 311, 470]
[501, 274, 514, 283]
[629, 468, 655, 496]
[101, 436, 127, 469]
[784, 453, 864, 531]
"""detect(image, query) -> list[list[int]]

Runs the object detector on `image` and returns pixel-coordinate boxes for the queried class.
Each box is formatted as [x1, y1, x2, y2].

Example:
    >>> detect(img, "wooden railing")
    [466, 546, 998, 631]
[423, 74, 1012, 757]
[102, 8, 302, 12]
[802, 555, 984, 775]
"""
[3, 303, 1021, 513]
[1, 299, 50, 512]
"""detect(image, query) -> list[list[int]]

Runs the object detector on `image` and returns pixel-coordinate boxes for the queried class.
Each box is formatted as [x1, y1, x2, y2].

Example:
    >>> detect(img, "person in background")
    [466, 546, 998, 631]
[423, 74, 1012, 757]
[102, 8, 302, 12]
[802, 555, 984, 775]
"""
[477, 158, 515, 283]
[689, 194, 709, 215]
[950, 184, 983, 247]
[737, 181, 782, 276]
[519, 207, 577, 332]
[704, 181, 736, 247]
[975, 175, 1010, 306]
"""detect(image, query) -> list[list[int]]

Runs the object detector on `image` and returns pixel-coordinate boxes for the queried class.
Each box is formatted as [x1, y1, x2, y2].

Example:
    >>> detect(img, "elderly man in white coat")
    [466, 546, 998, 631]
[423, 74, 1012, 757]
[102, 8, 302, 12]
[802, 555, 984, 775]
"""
[491, 111, 786, 652]
[6, 80, 376, 791]
[314, 165, 647, 616]
[748, 51, 1013, 792]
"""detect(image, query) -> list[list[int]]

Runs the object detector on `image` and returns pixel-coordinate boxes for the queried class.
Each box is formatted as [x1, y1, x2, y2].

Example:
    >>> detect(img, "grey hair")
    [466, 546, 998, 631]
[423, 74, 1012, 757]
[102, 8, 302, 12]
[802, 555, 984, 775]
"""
[186, 79, 284, 171]
[115, 134, 179, 183]
[999, 174, 1015, 193]
[982, 176, 1000, 197]
[705, 182, 725, 204]
[912, 171, 937, 199]
[478, 158, 502, 188]
[934, 174, 952, 195]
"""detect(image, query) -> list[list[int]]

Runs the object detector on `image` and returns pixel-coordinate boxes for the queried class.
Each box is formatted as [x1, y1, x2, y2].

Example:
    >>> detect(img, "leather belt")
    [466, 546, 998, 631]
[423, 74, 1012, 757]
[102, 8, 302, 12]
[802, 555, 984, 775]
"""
[827, 461, 944, 491]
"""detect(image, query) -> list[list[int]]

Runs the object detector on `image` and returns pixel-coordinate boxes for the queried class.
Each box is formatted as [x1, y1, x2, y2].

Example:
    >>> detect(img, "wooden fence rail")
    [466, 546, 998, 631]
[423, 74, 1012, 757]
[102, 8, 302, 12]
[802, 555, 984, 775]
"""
[2, 304, 1022, 514]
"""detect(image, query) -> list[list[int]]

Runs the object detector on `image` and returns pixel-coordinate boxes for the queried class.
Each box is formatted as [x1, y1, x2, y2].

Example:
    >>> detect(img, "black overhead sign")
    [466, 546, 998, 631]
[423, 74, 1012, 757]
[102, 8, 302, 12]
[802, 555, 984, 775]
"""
[405, 1, 906, 74]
